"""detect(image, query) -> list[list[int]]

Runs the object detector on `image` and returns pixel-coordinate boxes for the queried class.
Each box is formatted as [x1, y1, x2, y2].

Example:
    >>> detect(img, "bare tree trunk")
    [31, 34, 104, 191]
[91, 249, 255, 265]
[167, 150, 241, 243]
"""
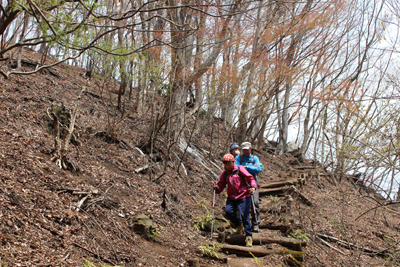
[236, 1, 263, 144]
[280, 83, 291, 154]
[300, 92, 312, 155]
[117, 0, 128, 113]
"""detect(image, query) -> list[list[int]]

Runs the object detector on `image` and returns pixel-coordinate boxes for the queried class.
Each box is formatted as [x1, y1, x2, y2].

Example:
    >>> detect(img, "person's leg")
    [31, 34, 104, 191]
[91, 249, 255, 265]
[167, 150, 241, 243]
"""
[237, 197, 252, 236]
[235, 206, 242, 224]
[251, 187, 260, 228]
[225, 197, 241, 227]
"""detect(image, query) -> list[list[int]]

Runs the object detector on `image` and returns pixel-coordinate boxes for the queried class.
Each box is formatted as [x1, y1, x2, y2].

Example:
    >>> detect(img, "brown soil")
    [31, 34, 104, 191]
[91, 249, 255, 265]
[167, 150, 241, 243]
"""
[0, 49, 399, 266]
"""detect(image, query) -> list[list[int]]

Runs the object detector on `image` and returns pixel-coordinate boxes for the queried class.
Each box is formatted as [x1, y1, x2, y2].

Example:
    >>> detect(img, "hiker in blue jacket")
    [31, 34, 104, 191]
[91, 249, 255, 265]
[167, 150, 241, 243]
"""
[235, 142, 261, 231]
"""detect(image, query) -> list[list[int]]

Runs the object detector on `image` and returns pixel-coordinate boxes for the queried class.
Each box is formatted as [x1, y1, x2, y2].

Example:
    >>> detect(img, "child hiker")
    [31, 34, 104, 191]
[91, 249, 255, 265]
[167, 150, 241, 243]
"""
[212, 154, 257, 247]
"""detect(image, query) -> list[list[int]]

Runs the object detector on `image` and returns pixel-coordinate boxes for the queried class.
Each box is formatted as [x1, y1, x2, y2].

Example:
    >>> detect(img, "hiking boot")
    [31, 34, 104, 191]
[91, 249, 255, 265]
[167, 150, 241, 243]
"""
[245, 236, 253, 247]
[233, 224, 245, 235]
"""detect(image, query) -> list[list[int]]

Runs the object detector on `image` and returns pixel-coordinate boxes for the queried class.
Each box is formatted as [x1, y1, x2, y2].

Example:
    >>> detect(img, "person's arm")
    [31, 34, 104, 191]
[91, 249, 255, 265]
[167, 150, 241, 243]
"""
[246, 155, 261, 174]
[213, 172, 226, 194]
[239, 166, 257, 190]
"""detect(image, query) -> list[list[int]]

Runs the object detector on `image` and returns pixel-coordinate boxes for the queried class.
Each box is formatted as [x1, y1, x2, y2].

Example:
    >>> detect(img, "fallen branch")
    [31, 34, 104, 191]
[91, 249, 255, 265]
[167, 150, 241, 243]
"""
[119, 138, 135, 150]
[76, 194, 90, 212]
[317, 236, 347, 255]
[77, 208, 119, 262]
[135, 147, 145, 156]
[180, 163, 187, 176]
[57, 188, 99, 195]
[316, 233, 385, 256]
[71, 241, 116, 266]
[87, 185, 114, 207]
[134, 163, 158, 173]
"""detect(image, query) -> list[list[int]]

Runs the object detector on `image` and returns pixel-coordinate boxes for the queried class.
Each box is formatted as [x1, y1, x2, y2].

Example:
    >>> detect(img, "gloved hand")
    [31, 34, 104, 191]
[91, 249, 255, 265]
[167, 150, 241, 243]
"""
[212, 182, 218, 191]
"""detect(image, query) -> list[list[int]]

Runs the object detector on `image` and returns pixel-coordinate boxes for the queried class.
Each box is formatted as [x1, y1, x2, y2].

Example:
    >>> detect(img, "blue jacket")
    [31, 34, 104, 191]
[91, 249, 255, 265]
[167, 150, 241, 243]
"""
[235, 154, 261, 180]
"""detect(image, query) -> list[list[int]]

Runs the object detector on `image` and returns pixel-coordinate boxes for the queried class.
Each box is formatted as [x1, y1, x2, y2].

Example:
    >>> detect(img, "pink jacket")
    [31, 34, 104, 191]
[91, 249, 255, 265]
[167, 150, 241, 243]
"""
[215, 164, 257, 200]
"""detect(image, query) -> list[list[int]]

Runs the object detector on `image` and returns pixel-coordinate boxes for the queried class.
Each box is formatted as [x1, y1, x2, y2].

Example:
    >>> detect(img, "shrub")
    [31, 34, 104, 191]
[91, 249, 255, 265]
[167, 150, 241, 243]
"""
[289, 229, 309, 241]
[198, 242, 222, 258]
[150, 229, 161, 242]
[193, 213, 217, 231]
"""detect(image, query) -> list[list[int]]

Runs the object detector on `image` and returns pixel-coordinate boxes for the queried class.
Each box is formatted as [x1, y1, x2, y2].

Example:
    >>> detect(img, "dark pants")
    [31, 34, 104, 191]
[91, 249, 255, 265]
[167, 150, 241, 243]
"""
[250, 187, 260, 227]
[226, 197, 252, 236]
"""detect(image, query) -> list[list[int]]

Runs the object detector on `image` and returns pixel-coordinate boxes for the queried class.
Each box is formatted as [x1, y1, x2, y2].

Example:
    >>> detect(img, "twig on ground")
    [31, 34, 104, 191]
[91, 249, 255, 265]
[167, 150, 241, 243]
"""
[317, 236, 347, 255]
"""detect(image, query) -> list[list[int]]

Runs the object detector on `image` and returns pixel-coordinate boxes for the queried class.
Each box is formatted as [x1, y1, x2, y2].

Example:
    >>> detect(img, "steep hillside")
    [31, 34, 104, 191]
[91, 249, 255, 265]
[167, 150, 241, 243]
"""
[0, 50, 399, 267]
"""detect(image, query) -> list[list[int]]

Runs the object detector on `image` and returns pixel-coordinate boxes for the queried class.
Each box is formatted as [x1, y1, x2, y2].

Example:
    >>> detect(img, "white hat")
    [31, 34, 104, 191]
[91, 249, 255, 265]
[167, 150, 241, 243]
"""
[241, 142, 252, 150]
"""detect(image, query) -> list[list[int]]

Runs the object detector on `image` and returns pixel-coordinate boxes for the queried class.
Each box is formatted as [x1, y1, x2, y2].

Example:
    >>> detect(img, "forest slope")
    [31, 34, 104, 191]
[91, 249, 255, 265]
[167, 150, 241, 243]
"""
[0, 50, 399, 266]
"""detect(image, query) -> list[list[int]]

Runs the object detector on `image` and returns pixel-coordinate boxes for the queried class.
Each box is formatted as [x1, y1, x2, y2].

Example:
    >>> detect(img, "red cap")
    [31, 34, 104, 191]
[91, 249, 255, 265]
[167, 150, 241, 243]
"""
[222, 154, 235, 162]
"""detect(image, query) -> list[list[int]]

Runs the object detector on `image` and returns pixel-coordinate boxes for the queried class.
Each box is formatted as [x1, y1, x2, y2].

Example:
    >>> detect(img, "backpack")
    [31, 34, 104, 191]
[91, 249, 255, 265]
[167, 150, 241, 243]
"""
[223, 167, 255, 190]
[224, 168, 243, 180]
[239, 155, 264, 172]
[223, 168, 247, 188]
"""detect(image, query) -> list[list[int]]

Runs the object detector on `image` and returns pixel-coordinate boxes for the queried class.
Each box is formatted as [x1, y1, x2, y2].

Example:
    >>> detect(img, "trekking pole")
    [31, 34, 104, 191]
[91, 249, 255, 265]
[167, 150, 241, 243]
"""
[251, 193, 262, 245]
[210, 188, 216, 240]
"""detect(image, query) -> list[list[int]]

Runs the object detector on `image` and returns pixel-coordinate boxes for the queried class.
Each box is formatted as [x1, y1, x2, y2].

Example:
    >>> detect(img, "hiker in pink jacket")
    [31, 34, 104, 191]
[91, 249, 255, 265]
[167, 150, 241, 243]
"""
[212, 154, 257, 247]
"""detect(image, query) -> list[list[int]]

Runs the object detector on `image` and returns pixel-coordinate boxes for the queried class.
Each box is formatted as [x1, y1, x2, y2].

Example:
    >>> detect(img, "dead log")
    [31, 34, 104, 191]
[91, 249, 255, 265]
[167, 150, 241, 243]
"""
[289, 186, 313, 206]
[258, 222, 282, 230]
[220, 244, 304, 261]
[259, 186, 290, 196]
[217, 233, 307, 247]
[260, 180, 297, 189]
